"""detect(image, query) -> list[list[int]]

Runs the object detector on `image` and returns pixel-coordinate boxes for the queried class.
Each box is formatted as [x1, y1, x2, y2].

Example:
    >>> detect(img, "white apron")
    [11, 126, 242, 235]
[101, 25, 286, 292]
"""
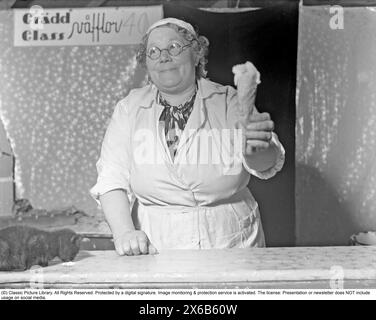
[132, 187, 265, 250]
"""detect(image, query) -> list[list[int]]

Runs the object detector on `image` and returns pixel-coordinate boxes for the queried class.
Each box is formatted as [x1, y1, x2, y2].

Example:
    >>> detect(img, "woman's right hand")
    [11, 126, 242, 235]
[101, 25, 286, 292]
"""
[113, 230, 158, 256]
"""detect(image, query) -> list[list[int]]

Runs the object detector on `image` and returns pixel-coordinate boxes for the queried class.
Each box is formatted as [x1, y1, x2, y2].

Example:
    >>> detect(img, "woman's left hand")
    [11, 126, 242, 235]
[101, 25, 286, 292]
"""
[243, 112, 274, 155]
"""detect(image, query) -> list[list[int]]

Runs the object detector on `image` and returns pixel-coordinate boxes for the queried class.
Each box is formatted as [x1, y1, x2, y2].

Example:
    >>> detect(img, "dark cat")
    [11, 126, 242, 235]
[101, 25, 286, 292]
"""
[0, 226, 81, 271]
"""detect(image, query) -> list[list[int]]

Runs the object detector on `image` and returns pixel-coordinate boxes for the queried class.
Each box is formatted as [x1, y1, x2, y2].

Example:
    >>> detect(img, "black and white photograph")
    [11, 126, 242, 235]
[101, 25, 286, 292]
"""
[0, 0, 375, 303]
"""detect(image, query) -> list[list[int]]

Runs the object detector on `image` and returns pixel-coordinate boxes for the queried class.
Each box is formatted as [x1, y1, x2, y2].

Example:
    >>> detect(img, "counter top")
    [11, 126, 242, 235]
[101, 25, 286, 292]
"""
[1, 246, 376, 289]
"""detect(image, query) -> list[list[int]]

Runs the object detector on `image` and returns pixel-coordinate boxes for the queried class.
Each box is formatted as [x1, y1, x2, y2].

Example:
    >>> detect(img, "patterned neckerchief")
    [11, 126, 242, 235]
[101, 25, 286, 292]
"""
[158, 89, 197, 159]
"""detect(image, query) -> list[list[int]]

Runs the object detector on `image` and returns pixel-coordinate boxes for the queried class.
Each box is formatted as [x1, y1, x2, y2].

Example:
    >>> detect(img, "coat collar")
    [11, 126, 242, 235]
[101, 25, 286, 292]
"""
[136, 78, 228, 162]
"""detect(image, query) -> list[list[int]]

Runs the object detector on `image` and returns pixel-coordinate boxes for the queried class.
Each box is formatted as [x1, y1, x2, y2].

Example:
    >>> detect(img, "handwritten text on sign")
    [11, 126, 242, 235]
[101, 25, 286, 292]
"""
[13, 6, 163, 46]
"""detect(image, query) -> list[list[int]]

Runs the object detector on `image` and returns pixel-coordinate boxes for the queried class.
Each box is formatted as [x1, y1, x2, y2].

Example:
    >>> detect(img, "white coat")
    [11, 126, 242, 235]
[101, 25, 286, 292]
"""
[90, 78, 285, 250]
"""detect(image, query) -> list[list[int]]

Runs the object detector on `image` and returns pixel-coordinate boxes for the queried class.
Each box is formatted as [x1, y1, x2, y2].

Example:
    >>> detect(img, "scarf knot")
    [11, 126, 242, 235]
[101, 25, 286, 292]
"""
[159, 91, 197, 136]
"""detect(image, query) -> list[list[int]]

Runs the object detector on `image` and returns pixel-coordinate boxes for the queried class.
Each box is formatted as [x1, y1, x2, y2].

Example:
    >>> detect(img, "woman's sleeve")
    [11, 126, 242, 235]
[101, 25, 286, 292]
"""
[89, 98, 132, 206]
[242, 130, 285, 180]
[226, 86, 285, 180]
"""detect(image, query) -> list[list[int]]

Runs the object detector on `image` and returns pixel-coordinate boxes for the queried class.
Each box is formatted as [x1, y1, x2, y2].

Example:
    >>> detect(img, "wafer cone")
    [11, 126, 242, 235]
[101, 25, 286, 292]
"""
[232, 61, 261, 124]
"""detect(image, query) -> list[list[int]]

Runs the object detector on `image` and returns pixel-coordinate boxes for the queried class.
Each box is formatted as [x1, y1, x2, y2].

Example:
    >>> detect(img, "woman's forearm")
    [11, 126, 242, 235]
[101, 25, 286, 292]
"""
[99, 189, 135, 237]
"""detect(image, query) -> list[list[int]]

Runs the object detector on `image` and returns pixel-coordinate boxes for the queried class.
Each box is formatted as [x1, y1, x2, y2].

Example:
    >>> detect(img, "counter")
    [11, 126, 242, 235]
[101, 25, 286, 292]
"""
[1, 246, 375, 289]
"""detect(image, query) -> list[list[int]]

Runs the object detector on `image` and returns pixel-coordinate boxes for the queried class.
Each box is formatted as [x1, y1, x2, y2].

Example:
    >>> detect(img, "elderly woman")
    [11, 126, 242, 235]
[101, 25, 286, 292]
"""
[90, 18, 285, 256]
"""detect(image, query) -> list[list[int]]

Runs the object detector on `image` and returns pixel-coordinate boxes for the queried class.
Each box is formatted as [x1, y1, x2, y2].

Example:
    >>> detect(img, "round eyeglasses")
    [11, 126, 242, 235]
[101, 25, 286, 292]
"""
[146, 41, 193, 60]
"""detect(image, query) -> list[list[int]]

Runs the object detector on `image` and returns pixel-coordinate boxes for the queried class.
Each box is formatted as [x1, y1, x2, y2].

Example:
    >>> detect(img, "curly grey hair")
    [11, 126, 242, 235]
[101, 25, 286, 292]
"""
[136, 23, 209, 79]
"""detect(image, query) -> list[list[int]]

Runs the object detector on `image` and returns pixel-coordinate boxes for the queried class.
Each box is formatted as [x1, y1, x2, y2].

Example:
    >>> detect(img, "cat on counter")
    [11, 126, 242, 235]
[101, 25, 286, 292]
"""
[0, 226, 81, 271]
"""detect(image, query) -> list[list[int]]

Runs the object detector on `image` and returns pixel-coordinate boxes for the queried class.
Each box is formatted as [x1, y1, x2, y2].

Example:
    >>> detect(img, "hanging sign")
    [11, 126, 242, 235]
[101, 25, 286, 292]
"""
[13, 6, 163, 46]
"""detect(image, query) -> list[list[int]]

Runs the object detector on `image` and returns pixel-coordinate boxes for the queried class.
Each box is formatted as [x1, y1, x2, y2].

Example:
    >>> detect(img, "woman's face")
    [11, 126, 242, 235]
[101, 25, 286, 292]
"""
[146, 26, 197, 95]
